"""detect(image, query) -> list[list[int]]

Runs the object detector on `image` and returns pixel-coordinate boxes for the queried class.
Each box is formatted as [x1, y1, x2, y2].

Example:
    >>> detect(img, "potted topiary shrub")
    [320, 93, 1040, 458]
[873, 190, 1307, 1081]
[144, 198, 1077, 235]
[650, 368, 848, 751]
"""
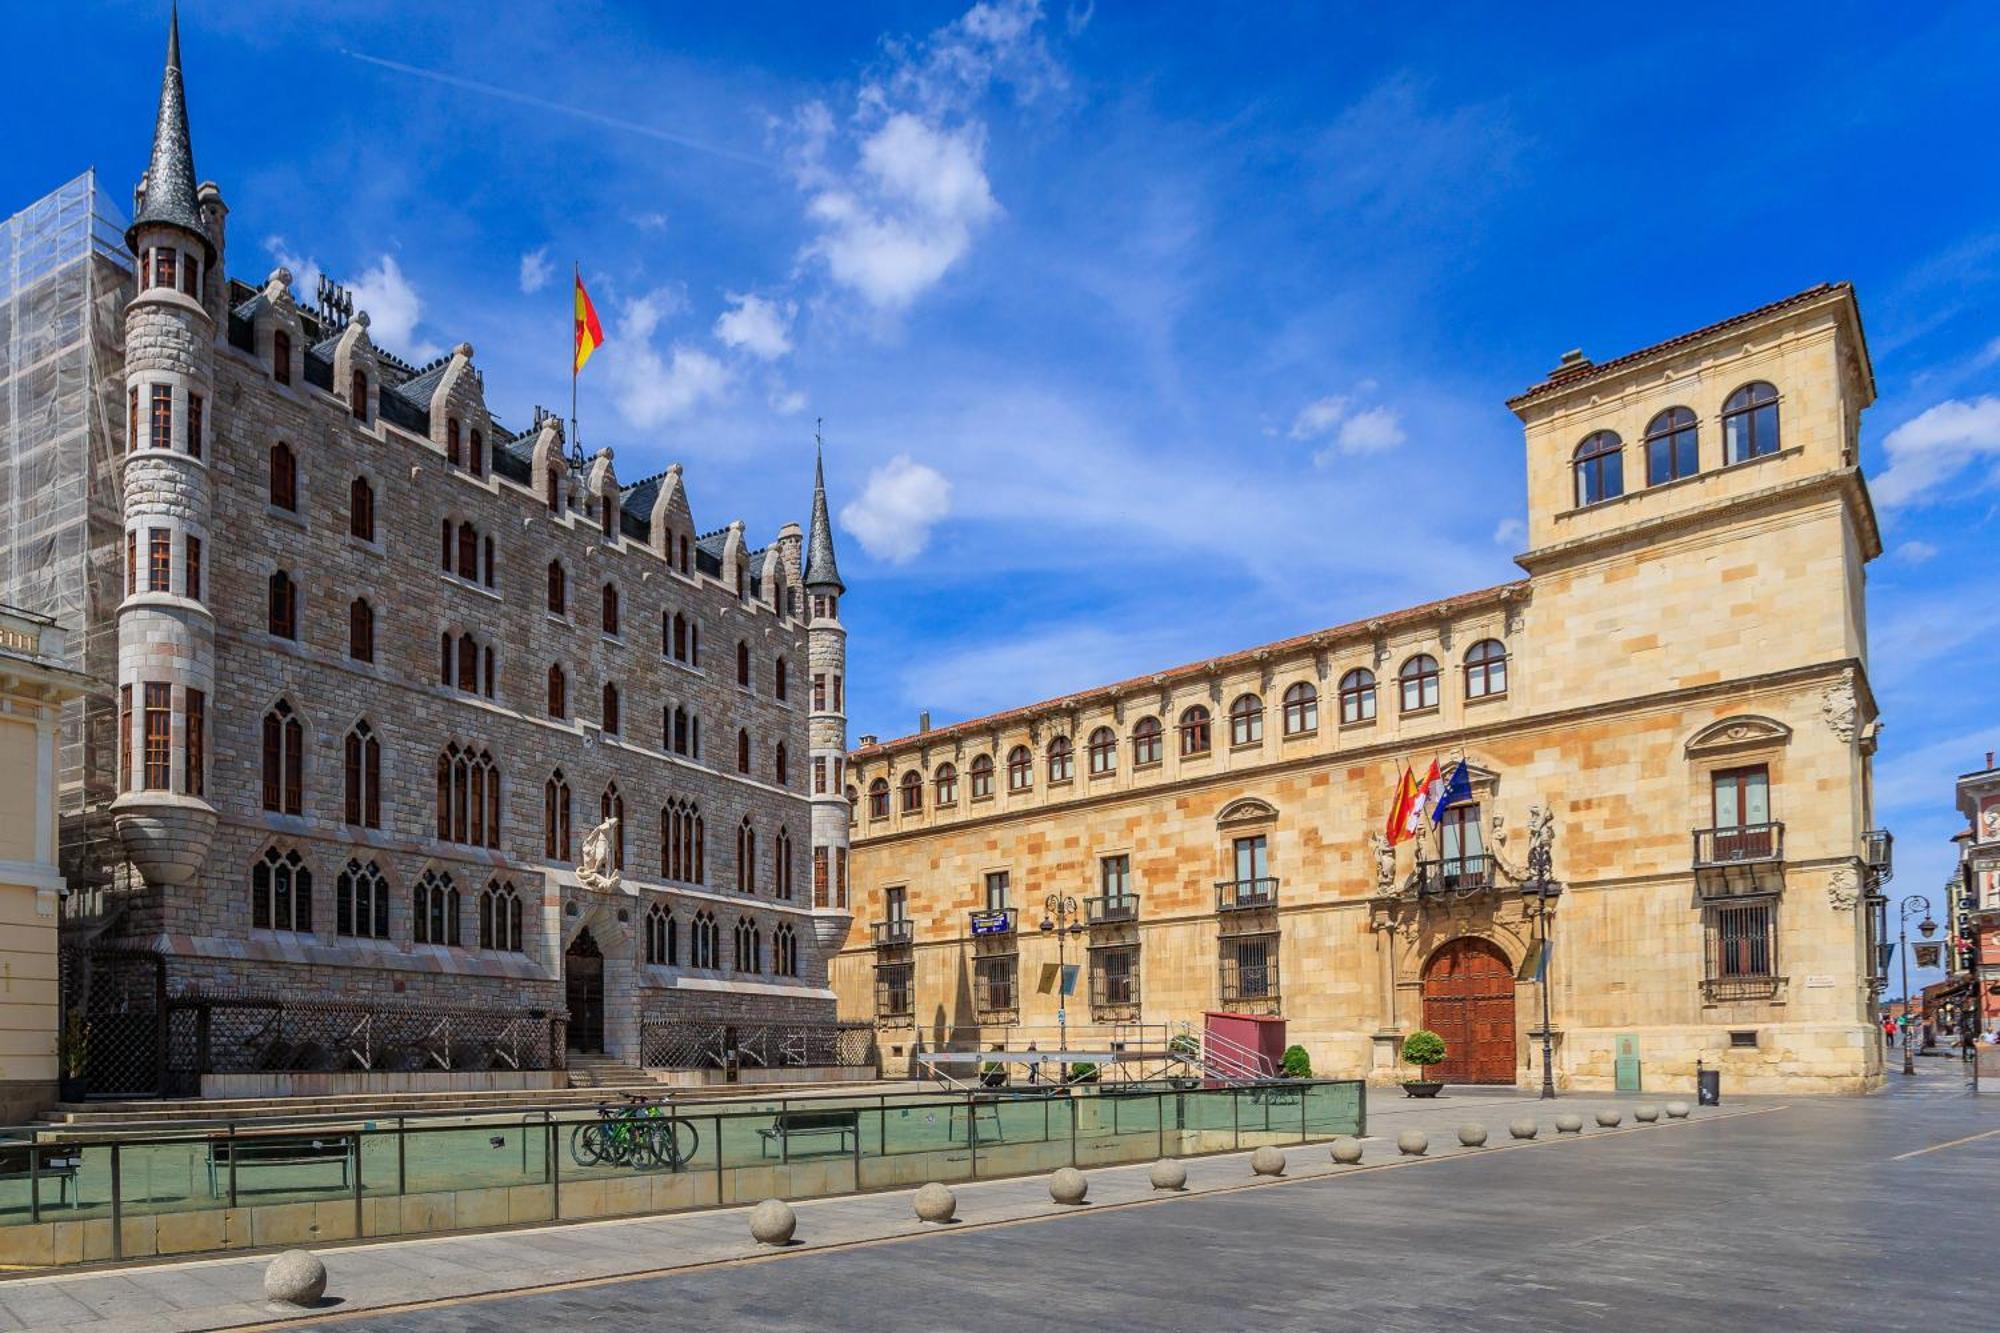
[1066, 1061, 1100, 1085]
[1167, 1032, 1203, 1089]
[1400, 1029, 1447, 1098]
[979, 1060, 1008, 1088]
[1280, 1044, 1312, 1079]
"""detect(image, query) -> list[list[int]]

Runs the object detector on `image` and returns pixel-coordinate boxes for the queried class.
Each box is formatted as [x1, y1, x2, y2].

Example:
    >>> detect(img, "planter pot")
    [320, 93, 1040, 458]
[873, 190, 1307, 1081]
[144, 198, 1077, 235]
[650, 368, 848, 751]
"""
[58, 1075, 88, 1103]
[1402, 1080, 1443, 1099]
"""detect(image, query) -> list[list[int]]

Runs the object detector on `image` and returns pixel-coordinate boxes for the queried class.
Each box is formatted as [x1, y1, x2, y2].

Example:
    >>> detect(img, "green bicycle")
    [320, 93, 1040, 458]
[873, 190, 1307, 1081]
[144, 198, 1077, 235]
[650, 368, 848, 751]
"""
[570, 1094, 701, 1170]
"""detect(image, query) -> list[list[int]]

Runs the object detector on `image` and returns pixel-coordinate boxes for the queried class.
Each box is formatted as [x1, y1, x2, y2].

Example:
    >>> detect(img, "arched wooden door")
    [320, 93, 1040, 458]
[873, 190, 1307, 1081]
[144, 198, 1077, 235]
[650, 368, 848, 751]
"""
[1421, 937, 1516, 1085]
[565, 928, 605, 1054]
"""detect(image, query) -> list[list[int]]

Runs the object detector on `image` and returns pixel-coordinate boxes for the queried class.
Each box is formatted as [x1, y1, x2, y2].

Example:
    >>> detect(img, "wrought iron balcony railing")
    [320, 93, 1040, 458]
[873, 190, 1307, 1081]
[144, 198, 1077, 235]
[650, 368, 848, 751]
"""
[1415, 854, 1493, 897]
[1693, 822, 1785, 869]
[872, 918, 913, 948]
[1219, 958, 1281, 1008]
[1700, 973, 1786, 1004]
[1215, 877, 1280, 912]
[874, 964, 914, 1020]
[1086, 893, 1140, 925]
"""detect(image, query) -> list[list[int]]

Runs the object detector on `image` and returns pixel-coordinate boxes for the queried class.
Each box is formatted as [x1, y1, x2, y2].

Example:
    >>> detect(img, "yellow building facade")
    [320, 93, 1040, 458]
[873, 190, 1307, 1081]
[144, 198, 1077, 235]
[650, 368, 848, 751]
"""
[835, 284, 1892, 1095]
[0, 607, 94, 1121]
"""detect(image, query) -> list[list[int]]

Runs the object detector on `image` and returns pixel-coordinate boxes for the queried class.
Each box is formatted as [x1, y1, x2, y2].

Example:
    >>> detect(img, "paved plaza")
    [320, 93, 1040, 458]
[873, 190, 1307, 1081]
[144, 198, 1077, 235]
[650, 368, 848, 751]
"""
[0, 1058, 1989, 1331]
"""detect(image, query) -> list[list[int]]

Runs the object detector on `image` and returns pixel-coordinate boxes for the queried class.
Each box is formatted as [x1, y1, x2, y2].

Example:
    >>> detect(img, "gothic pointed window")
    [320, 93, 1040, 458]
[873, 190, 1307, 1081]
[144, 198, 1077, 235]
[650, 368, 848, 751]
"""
[775, 741, 789, 787]
[447, 417, 461, 467]
[545, 768, 572, 861]
[662, 799, 704, 883]
[262, 700, 304, 815]
[349, 598, 374, 663]
[456, 522, 478, 581]
[691, 910, 719, 969]
[267, 570, 297, 639]
[645, 902, 676, 966]
[601, 782, 626, 871]
[436, 743, 500, 848]
[601, 583, 620, 635]
[351, 368, 368, 422]
[470, 428, 485, 478]
[775, 826, 794, 899]
[336, 858, 389, 940]
[547, 561, 566, 616]
[775, 657, 788, 701]
[349, 476, 375, 541]
[479, 880, 522, 951]
[547, 663, 567, 719]
[343, 719, 381, 829]
[602, 681, 621, 736]
[737, 640, 751, 689]
[774, 922, 798, 977]
[269, 441, 297, 510]
[734, 916, 762, 973]
[273, 329, 291, 385]
[737, 729, 752, 775]
[737, 817, 757, 893]
[252, 846, 312, 933]
[413, 869, 460, 947]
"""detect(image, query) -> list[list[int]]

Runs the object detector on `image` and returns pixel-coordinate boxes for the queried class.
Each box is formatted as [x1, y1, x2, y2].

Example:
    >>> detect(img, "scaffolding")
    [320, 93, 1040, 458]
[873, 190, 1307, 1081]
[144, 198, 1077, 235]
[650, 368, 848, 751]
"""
[0, 170, 130, 894]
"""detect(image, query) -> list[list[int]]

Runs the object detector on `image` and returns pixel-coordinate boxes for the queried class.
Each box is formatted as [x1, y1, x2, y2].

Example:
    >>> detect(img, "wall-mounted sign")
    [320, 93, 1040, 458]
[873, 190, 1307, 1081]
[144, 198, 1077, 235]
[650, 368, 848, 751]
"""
[1914, 944, 1943, 969]
[970, 910, 1014, 937]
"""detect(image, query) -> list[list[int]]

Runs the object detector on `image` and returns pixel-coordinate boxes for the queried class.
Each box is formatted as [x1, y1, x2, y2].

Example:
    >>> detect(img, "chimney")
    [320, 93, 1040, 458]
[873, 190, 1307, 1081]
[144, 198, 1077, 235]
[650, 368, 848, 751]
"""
[919, 710, 931, 734]
[858, 734, 878, 748]
[1988, 750, 1995, 769]
[1546, 348, 1594, 384]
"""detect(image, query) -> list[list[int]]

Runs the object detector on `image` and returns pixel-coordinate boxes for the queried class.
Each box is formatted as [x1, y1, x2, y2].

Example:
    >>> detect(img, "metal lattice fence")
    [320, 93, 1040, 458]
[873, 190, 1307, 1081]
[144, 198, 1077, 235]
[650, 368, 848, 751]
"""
[640, 1019, 876, 1071]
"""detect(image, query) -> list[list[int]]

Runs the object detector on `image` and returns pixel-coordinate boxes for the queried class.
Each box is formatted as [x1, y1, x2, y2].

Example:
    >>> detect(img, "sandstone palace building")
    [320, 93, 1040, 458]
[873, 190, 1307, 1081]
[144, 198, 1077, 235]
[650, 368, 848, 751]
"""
[836, 282, 1895, 1094]
[2, 18, 860, 1096]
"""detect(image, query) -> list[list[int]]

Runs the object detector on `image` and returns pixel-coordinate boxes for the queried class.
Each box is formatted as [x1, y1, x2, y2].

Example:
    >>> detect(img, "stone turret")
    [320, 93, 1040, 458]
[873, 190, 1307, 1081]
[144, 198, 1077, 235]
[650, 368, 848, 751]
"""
[804, 445, 852, 949]
[113, 4, 218, 885]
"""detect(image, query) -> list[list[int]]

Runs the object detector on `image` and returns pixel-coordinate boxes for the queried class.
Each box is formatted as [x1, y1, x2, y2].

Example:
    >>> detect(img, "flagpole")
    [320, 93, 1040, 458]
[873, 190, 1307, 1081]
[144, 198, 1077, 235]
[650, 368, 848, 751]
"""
[570, 260, 579, 459]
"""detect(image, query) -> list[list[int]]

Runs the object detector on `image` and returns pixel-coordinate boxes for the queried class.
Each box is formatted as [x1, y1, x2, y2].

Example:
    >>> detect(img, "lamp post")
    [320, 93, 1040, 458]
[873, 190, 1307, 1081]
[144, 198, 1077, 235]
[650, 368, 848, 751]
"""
[1897, 893, 1935, 1077]
[1041, 893, 1084, 1053]
[1523, 834, 1558, 1100]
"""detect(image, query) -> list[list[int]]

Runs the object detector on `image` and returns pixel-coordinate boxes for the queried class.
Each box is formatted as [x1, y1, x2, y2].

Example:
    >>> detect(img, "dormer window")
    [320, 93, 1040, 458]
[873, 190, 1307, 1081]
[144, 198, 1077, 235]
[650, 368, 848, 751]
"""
[447, 418, 461, 467]
[470, 429, 484, 478]
[273, 329, 291, 385]
[600, 495, 615, 536]
[350, 368, 368, 423]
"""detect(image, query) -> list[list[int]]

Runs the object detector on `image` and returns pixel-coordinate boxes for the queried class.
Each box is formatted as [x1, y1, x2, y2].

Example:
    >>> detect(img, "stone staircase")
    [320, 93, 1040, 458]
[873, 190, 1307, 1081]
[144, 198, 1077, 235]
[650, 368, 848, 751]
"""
[565, 1054, 656, 1089]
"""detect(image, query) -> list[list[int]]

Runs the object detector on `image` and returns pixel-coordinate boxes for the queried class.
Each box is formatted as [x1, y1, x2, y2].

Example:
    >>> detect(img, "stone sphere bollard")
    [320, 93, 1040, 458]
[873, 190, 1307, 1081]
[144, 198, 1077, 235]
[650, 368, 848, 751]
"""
[1330, 1136, 1364, 1165]
[1149, 1158, 1188, 1191]
[263, 1249, 327, 1308]
[1595, 1109, 1623, 1128]
[1457, 1123, 1488, 1148]
[1250, 1145, 1286, 1177]
[1509, 1118, 1538, 1140]
[1665, 1100, 1691, 1120]
[914, 1182, 958, 1223]
[1634, 1104, 1660, 1123]
[1396, 1129, 1429, 1157]
[1049, 1166, 1089, 1205]
[748, 1197, 796, 1246]
[1555, 1113, 1584, 1134]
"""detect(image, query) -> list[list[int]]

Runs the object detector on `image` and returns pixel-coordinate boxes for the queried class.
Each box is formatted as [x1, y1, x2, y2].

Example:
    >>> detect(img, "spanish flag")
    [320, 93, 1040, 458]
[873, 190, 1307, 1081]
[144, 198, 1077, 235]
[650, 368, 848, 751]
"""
[573, 273, 606, 373]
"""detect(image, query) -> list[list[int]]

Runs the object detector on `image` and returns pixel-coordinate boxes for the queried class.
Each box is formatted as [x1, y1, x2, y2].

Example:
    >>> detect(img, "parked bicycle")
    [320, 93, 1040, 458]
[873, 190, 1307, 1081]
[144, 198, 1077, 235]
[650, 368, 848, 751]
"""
[569, 1093, 702, 1170]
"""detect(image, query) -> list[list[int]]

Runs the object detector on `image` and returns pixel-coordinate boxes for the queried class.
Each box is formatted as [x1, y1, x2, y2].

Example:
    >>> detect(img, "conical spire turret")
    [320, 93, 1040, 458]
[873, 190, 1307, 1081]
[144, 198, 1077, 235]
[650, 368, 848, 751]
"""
[804, 440, 844, 592]
[128, 3, 211, 260]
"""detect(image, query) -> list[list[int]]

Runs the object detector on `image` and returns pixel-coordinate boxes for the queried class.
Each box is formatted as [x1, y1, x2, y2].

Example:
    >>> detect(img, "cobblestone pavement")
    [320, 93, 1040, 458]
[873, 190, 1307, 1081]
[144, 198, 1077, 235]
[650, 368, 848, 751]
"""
[0, 1070, 1991, 1331]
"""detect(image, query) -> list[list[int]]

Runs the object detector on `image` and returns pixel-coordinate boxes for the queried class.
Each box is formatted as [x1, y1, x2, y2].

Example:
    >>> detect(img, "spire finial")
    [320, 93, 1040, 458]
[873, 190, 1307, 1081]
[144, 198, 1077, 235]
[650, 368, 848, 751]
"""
[128, 1, 211, 261]
[804, 420, 844, 592]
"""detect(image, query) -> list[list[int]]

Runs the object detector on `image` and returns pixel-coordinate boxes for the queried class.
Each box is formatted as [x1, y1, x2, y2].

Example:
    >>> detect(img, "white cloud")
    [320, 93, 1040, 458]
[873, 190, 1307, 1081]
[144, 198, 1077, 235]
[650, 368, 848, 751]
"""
[518, 247, 552, 294]
[1336, 406, 1406, 455]
[262, 236, 322, 305]
[1874, 396, 2000, 507]
[350, 255, 440, 362]
[840, 455, 952, 562]
[714, 293, 795, 360]
[1288, 395, 1350, 441]
[610, 343, 730, 429]
[1295, 394, 1406, 464]
[1493, 517, 1525, 546]
[618, 287, 683, 341]
[1894, 539, 1938, 564]
[631, 211, 669, 232]
[768, 384, 808, 415]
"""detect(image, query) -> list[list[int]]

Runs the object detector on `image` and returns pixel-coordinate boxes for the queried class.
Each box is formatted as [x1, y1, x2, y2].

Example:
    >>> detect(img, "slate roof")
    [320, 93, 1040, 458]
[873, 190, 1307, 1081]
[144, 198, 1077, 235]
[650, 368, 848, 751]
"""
[128, 7, 211, 259]
[803, 446, 843, 590]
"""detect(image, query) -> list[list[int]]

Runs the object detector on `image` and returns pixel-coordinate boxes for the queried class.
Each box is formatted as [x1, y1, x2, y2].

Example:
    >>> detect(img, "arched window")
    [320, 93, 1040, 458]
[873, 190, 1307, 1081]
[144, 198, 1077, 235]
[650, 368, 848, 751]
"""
[599, 493, 615, 536]
[442, 632, 495, 698]
[343, 719, 380, 829]
[737, 640, 751, 689]
[1573, 430, 1623, 506]
[935, 762, 959, 805]
[446, 417, 462, 467]
[435, 743, 500, 848]
[1644, 406, 1699, 485]
[1339, 668, 1377, 724]
[665, 705, 697, 758]
[454, 521, 479, 581]
[252, 846, 312, 933]
[775, 742, 789, 786]
[601, 583, 620, 635]
[545, 768, 572, 861]
[970, 754, 995, 800]
[269, 442, 298, 510]
[545, 463, 562, 512]
[1282, 682, 1318, 735]
[1464, 639, 1509, 699]
[775, 826, 794, 899]
[1132, 717, 1164, 766]
[662, 799, 704, 882]
[1179, 706, 1212, 756]
[1047, 736, 1074, 783]
[349, 476, 374, 541]
[601, 782, 625, 871]
[737, 729, 752, 774]
[336, 858, 388, 940]
[273, 329, 291, 385]
[691, 910, 719, 969]
[413, 869, 460, 947]
[1722, 381, 1780, 464]
[1399, 655, 1440, 713]
[602, 682, 621, 735]
[1087, 727, 1117, 775]
[547, 664, 567, 719]
[734, 916, 762, 973]
[868, 777, 891, 818]
[261, 699, 304, 814]
[900, 769, 924, 812]
[547, 561, 566, 615]
[350, 367, 368, 422]
[774, 922, 798, 977]
[775, 657, 788, 701]
[479, 880, 523, 952]
[1229, 695, 1264, 746]
[1007, 745, 1033, 791]
[469, 428, 485, 478]
[669, 612, 690, 661]
[267, 569, 297, 639]
[645, 902, 676, 965]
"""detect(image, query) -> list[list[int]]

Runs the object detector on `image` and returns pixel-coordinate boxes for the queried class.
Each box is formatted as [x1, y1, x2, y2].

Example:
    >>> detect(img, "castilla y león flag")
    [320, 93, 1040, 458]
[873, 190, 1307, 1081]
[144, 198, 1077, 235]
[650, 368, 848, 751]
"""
[573, 274, 606, 373]
[1385, 765, 1421, 845]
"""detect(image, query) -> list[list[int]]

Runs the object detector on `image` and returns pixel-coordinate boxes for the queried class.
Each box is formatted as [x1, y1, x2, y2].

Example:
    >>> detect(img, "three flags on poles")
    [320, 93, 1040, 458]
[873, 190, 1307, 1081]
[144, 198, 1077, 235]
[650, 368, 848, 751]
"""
[1384, 757, 1473, 845]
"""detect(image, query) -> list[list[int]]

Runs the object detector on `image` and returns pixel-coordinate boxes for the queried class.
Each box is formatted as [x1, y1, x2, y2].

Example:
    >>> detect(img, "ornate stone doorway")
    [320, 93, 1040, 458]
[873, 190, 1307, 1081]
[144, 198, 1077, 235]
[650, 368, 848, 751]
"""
[1421, 937, 1516, 1084]
[565, 928, 605, 1054]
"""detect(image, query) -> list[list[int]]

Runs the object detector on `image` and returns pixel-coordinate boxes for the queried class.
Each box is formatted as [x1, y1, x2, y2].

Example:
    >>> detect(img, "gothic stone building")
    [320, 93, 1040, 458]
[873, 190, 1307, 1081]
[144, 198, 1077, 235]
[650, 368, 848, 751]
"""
[836, 283, 1893, 1095]
[70, 16, 855, 1082]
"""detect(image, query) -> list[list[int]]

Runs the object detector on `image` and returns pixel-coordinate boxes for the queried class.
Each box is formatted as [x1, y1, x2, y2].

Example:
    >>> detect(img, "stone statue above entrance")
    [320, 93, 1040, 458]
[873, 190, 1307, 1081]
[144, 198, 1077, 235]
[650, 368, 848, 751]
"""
[576, 816, 622, 892]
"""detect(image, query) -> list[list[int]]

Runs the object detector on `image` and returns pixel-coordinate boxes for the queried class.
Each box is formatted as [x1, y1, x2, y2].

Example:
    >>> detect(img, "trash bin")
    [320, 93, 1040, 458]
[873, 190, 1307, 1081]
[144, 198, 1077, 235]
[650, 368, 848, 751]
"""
[1696, 1066, 1721, 1106]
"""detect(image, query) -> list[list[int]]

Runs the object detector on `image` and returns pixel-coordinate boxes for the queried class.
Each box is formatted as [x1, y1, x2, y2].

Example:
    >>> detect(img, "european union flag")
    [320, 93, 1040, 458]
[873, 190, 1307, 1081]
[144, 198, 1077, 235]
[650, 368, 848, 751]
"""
[1431, 760, 1473, 821]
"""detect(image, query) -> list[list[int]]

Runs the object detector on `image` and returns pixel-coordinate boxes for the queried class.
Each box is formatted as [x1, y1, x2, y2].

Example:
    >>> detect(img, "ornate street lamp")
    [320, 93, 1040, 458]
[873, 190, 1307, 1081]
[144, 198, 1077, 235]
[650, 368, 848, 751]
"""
[1041, 893, 1085, 1054]
[1897, 893, 1934, 1077]
[1521, 826, 1559, 1100]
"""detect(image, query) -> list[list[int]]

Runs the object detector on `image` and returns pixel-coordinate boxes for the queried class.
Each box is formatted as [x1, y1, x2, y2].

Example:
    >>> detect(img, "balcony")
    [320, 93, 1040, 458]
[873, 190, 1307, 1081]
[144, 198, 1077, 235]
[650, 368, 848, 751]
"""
[1088, 961, 1141, 1020]
[1215, 877, 1280, 913]
[872, 918, 913, 949]
[1415, 854, 1494, 899]
[968, 907, 1017, 939]
[1086, 893, 1140, 925]
[1700, 974, 1786, 1004]
[1693, 822, 1785, 870]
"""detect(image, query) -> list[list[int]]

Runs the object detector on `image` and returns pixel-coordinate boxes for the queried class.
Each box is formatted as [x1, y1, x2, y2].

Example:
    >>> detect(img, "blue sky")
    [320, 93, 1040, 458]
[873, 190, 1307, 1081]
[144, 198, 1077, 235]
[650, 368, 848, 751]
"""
[11, 2, 1999, 993]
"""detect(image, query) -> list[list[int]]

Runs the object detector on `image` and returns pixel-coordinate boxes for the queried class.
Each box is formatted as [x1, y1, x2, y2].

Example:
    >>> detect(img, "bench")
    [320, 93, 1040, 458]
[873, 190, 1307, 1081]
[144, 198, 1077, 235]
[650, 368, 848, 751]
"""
[207, 1133, 355, 1198]
[0, 1143, 83, 1210]
[758, 1109, 860, 1159]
